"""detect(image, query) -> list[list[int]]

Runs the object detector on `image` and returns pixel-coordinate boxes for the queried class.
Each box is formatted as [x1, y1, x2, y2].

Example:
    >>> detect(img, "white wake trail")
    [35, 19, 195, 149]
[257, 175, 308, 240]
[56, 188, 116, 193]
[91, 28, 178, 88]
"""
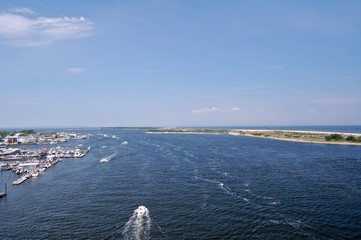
[122, 206, 152, 240]
[100, 152, 117, 163]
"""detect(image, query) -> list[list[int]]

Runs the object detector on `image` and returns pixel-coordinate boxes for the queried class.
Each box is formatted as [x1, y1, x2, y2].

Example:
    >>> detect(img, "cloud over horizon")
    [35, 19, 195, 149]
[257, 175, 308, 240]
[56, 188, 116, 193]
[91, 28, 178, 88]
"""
[67, 67, 86, 74]
[192, 107, 241, 114]
[0, 9, 93, 46]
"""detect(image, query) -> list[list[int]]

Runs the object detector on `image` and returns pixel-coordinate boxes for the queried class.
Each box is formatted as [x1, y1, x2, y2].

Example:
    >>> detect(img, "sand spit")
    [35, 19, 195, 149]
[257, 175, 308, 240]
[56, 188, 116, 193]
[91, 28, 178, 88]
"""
[229, 130, 361, 146]
[147, 128, 361, 146]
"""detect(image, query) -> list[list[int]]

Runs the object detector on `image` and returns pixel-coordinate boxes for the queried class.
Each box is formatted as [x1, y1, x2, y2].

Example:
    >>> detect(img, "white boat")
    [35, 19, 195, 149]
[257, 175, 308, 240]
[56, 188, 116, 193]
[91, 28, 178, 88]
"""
[100, 152, 117, 163]
[137, 206, 147, 215]
[32, 172, 39, 177]
[74, 149, 82, 158]
[121, 141, 128, 145]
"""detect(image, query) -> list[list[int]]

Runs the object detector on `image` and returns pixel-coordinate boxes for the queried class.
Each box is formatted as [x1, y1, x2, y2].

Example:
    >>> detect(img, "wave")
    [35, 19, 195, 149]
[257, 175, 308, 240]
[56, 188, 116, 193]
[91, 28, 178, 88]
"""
[122, 206, 151, 240]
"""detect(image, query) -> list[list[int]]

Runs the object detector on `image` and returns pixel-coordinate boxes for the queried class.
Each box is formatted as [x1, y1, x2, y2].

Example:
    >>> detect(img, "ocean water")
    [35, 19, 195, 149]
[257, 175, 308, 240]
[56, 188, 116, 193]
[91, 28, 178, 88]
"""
[1, 128, 361, 239]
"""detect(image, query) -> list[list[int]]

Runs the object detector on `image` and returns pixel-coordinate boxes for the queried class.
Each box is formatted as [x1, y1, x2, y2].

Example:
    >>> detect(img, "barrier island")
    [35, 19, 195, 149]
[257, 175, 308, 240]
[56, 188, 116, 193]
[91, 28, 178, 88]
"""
[147, 128, 361, 145]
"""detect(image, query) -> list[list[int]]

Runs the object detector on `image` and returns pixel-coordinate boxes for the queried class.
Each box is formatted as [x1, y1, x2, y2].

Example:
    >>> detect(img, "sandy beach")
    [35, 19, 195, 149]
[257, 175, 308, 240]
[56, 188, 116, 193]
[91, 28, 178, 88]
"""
[228, 130, 361, 145]
[148, 129, 361, 146]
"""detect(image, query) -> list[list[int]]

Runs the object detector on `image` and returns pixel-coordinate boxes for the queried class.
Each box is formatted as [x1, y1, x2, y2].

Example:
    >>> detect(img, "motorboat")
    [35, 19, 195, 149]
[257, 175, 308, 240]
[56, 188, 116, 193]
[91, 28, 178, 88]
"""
[100, 152, 117, 163]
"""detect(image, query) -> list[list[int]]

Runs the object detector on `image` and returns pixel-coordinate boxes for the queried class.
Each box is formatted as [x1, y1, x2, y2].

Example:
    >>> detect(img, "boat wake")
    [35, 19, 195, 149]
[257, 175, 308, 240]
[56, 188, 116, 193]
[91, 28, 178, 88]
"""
[195, 176, 249, 202]
[122, 205, 151, 240]
[100, 152, 117, 163]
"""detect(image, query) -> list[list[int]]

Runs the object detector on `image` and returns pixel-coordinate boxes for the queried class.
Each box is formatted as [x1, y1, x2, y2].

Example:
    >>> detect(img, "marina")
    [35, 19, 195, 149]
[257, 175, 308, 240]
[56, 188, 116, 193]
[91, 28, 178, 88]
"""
[0, 131, 91, 187]
[2, 146, 91, 186]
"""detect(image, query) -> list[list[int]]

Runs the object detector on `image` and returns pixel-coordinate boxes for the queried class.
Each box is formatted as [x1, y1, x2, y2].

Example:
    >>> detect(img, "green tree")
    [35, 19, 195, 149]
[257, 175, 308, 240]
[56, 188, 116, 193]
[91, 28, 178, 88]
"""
[0, 131, 9, 137]
[325, 134, 344, 141]
[325, 135, 332, 141]
[346, 135, 356, 142]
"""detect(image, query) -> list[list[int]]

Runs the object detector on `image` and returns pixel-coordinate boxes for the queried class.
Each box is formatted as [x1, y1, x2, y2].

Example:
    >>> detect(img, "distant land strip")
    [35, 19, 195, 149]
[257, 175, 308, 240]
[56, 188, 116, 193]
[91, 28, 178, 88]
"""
[147, 128, 361, 145]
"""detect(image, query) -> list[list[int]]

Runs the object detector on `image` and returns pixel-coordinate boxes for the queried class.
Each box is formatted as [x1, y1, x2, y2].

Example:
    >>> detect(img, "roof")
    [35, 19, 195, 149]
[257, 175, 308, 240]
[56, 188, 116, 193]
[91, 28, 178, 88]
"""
[5, 136, 19, 139]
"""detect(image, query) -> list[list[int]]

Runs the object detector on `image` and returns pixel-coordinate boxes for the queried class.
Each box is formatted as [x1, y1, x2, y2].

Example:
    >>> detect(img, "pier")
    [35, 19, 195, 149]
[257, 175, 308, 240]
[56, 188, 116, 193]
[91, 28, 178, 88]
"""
[13, 175, 29, 185]
[0, 146, 91, 186]
[0, 182, 7, 198]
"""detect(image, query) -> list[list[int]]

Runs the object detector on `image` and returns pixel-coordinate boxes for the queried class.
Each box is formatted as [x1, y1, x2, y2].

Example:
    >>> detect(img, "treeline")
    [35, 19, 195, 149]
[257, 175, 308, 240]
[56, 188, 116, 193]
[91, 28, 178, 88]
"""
[0, 129, 36, 137]
[325, 134, 361, 142]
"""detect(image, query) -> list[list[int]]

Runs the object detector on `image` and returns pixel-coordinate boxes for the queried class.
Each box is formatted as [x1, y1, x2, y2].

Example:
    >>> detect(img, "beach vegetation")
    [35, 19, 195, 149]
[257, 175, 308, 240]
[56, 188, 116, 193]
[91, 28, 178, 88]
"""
[344, 135, 361, 142]
[346, 135, 356, 142]
[325, 134, 344, 141]
[0, 129, 36, 137]
[19, 129, 36, 136]
[0, 131, 9, 137]
[251, 132, 262, 136]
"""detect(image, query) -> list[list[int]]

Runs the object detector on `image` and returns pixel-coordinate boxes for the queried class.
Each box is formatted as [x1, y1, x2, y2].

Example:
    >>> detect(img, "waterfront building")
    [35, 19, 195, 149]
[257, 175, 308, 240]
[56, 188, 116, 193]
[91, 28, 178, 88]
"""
[4, 136, 18, 144]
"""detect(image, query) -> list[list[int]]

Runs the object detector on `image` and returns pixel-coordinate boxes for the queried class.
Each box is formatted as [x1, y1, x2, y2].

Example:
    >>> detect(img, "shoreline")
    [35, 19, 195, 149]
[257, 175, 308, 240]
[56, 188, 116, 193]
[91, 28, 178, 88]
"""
[231, 132, 361, 146]
[147, 129, 361, 146]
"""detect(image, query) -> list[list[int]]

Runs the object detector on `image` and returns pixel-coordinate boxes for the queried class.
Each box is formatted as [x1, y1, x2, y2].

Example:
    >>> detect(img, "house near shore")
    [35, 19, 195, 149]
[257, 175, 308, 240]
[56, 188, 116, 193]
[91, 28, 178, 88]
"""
[4, 136, 18, 144]
[17, 134, 37, 144]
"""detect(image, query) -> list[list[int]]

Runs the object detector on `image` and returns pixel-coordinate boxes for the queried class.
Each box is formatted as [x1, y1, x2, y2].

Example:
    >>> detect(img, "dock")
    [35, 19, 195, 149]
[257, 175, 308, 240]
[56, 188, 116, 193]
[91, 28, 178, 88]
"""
[0, 182, 7, 198]
[1, 146, 91, 186]
[13, 175, 29, 185]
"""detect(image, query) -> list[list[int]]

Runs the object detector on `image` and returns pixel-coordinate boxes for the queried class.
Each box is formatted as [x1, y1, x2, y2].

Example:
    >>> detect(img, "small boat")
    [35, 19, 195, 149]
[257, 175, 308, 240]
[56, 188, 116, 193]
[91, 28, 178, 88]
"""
[137, 206, 147, 215]
[32, 172, 39, 177]
[100, 152, 117, 163]
[121, 141, 128, 145]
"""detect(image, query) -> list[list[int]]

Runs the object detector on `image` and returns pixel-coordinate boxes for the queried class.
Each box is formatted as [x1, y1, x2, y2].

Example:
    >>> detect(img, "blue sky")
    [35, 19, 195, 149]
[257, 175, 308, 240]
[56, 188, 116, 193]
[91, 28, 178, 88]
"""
[0, 1, 360, 127]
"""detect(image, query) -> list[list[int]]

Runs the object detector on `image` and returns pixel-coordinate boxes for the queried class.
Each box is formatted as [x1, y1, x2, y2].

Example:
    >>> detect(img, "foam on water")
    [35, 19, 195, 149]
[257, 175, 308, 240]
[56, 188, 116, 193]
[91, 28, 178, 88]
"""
[122, 206, 151, 240]
[195, 176, 249, 202]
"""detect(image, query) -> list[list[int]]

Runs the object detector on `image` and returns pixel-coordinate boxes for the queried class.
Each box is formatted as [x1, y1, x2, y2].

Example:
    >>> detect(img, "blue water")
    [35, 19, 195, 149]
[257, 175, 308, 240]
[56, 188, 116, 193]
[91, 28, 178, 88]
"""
[1, 127, 361, 239]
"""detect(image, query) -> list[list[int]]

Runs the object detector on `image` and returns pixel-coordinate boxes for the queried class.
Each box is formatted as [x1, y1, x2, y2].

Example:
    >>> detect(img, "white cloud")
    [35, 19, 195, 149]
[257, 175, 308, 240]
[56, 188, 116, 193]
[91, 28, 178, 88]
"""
[9, 8, 35, 15]
[67, 68, 86, 74]
[0, 9, 93, 47]
[192, 107, 240, 114]
[230, 107, 241, 112]
[192, 107, 220, 114]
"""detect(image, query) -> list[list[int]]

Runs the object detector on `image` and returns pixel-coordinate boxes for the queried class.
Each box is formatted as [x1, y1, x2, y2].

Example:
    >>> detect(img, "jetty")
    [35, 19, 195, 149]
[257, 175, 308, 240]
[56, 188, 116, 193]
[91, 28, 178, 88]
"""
[0, 182, 7, 198]
[13, 175, 30, 185]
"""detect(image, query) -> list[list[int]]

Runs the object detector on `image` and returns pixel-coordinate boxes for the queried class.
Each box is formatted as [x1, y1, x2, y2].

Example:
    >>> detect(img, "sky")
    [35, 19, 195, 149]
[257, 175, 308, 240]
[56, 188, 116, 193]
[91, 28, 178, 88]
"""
[0, 0, 360, 128]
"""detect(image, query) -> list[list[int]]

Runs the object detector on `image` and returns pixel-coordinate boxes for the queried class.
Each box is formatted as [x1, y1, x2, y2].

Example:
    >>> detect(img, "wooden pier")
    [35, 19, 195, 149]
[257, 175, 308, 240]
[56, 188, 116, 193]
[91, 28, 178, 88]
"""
[0, 182, 7, 198]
